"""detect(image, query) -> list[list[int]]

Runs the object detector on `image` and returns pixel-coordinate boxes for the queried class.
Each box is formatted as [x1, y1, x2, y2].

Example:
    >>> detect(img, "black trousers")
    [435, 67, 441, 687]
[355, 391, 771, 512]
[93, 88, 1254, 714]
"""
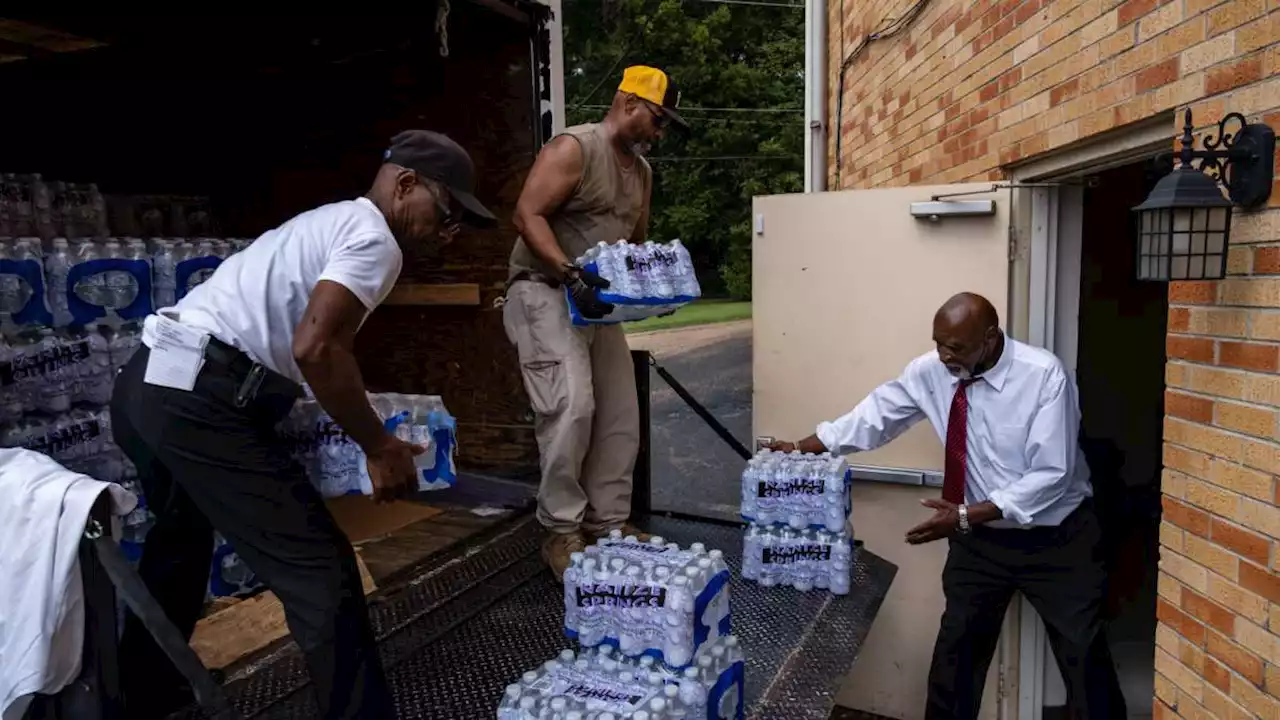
[925, 504, 1127, 720]
[111, 346, 392, 720]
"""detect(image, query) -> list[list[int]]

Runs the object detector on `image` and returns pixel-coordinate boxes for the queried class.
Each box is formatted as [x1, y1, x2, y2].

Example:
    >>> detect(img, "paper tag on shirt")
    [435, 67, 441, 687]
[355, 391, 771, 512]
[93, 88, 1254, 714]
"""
[142, 313, 210, 391]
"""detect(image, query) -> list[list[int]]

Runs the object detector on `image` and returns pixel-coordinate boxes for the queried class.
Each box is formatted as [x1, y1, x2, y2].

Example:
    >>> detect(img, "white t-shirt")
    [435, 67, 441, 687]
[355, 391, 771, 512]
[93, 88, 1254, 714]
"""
[174, 197, 403, 384]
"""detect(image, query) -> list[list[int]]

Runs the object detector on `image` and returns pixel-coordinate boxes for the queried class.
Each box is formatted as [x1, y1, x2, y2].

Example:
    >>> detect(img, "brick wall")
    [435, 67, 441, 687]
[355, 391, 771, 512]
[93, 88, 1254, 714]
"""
[826, 0, 1280, 716]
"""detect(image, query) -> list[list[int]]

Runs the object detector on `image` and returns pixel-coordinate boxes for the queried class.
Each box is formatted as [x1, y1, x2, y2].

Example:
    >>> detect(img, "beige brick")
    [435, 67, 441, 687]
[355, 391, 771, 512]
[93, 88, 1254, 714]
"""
[1242, 436, 1280, 476]
[1232, 211, 1280, 245]
[1230, 671, 1280, 718]
[1210, 459, 1277, 502]
[1138, 0, 1184, 41]
[1238, 616, 1280, 664]
[1159, 570, 1184, 603]
[1162, 520, 1185, 552]
[1156, 17, 1208, 57]
[1227, 245, 1253, 275]
[1208, 0, 1268, 35]
[1013, 35, 1040, 65]
[1244, 373, 1280, 408]
[1162, 548, 1212, 594]
[1203, 684, 1256, 720]
[1209, 573, 1271, 624]
[1185, 307, 1250, 337]
[1272, 603, 1280, 631]
[1188, 366, 1248, 402]
[1166, 418, 1248, 466]
[1155, 647, 1205, 701]
[1236, 496, 1280, 540]
[1184, 476, 1244, 518]
[1157, 621, 1182, 653]
[1186, 533, 1242, 580]
[1164, 467, 1192, 500]
[1167, 362, 1191, 390]
[1237, 10, 1280, 53]
[1081, 9, 1120, 46]
[1154, 669, 1179, 705]
[1215, 401, 1279, 441]
[1254, 311, 1280, 342]
[1269, 662, 1280, 695]
[1172, 31, 1233, 74]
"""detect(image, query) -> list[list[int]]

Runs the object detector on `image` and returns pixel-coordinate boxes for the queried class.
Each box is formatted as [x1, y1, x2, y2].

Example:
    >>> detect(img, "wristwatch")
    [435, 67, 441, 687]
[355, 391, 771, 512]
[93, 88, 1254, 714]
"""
[957, 504, 972, 535]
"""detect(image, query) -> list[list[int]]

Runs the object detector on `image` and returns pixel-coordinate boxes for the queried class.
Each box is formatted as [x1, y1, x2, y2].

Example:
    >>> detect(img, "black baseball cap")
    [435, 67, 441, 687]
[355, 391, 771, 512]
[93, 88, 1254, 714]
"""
[383, 130, 497, 227]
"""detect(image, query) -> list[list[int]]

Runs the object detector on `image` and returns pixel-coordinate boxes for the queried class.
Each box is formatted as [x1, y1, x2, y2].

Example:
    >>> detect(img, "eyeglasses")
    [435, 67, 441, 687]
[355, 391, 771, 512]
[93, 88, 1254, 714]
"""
[639, 99, 671, 130]
[423, 178, 461, 237]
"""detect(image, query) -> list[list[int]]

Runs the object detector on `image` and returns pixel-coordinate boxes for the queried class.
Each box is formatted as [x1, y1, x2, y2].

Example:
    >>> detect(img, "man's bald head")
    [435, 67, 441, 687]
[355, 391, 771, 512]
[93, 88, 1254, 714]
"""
[932, 293, 1003, 379]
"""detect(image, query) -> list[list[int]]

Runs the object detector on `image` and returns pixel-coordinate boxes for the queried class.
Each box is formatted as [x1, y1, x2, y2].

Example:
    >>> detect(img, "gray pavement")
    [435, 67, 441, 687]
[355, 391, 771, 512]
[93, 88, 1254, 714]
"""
[643, 330, 752, 521]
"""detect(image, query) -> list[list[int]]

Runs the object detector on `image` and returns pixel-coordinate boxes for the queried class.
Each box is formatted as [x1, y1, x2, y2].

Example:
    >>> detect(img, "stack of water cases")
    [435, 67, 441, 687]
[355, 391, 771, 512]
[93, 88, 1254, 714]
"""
[739, 450, 855, 594]
[498, 639, 745, 719]
[0, 171, 255, 590]
[567, 239, 701, 325]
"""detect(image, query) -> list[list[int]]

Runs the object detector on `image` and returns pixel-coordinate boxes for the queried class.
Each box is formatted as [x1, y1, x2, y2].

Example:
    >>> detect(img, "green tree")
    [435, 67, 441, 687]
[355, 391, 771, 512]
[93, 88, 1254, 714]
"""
[562, 0, 803, 299]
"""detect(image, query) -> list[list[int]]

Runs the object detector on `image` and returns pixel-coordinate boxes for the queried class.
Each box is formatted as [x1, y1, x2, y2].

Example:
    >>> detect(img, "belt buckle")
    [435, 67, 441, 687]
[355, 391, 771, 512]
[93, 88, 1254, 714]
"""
[235, 364, 267, 408]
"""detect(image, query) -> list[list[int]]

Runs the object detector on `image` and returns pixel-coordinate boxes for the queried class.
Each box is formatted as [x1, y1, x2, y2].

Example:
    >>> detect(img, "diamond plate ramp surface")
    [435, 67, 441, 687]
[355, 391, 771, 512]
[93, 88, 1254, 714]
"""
[182, 514, 896, 720]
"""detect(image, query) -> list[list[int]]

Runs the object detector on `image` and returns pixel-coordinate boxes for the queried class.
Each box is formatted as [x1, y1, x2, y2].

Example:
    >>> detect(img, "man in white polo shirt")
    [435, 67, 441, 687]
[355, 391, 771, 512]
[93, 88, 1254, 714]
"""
[110, 130, 495, 719]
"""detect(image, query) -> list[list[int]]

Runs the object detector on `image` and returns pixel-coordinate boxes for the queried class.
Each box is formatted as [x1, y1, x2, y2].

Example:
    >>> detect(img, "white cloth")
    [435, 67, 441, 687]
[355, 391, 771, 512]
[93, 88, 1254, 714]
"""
[173, 197, 403, 384]
[816, 335, 1092, 528]
[0, 448, 136, 719]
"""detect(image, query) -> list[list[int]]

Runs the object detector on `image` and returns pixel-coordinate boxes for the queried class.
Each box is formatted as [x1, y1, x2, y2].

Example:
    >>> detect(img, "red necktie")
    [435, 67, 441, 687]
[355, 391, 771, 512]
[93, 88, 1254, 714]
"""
[942, 378, 978, 505]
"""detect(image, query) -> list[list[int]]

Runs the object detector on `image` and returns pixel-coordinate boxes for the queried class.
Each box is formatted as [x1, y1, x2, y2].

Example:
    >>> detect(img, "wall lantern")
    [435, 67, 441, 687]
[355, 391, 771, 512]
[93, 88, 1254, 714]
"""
[1133, 109, 1275, 281]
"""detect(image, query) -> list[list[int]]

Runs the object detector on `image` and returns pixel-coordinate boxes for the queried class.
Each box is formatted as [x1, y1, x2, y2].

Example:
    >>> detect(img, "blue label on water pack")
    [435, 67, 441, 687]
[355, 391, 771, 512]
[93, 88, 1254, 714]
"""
[566, 260, 695, 326]
[175, 255, 221, 301]
[0, 258, 53, 327]
[65, 258, 154, 324]
[707, 660, 745, 720]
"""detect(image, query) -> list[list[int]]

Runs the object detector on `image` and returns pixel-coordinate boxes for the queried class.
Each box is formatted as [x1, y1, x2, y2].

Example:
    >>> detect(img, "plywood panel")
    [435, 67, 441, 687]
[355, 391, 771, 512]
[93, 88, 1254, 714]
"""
[752, 185, 1009, 474]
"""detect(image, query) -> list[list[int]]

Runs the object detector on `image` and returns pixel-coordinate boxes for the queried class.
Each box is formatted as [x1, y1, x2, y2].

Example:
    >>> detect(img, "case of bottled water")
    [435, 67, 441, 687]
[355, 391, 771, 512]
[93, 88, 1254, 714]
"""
[565, 239, 702, 326]
[497, 638, 744, 719]
[564, 532, 731, 668]
[55, 238, 155, 326]
[740, 449, 852, 532]
[279, 392, 459, 498]
[741, 524, 854, 594]
[0, 237, 54, 330]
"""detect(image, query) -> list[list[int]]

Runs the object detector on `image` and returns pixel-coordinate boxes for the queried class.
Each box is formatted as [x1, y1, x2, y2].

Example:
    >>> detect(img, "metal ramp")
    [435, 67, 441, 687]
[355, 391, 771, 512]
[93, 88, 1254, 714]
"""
[176, 513, 896, 720]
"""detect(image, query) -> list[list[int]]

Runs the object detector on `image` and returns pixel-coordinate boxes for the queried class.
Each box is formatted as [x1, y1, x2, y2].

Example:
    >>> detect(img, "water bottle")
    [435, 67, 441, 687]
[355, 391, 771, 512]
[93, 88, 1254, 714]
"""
[647, 241, 675, 298]
[37, 330, 72, 413]
[670, 239, 698, 298]
[29, 175, 55, 241]
[151, 239, 177, 309]
[0, 240, 20, 317]
[45, 238, 73, 326]
[72, 239, 107, 309]
[85, 184, 109, 238]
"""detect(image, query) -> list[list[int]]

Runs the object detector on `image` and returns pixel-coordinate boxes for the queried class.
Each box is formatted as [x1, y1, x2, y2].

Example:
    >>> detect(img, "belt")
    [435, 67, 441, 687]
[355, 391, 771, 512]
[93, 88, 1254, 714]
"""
[506, 270, 562, 291]
[202, 336, 302, 407]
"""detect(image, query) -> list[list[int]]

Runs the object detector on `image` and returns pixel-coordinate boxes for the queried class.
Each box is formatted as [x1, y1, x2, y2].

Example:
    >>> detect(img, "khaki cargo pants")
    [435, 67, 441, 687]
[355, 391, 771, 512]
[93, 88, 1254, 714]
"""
[503, 280, 639, 534]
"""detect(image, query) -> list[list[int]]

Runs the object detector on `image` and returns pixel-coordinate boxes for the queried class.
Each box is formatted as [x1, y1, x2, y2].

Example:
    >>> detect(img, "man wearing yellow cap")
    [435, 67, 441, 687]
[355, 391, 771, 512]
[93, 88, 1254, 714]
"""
[506, 66, 686, 577]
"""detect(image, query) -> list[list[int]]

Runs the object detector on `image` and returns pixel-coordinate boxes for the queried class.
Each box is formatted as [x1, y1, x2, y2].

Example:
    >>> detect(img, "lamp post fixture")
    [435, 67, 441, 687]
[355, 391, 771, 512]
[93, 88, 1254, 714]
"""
[1133, 109, 1275, 281]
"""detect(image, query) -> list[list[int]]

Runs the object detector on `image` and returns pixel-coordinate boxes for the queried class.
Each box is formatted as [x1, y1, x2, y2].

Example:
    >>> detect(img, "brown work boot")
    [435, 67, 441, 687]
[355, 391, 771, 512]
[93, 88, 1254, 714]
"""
[542, 531, 587, 581]
[584, 523, 652, 544]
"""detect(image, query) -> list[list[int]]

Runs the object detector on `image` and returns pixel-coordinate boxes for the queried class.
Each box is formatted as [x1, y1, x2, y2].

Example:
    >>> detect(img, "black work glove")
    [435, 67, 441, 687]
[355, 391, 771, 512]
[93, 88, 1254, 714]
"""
[564, 264, 615, 319]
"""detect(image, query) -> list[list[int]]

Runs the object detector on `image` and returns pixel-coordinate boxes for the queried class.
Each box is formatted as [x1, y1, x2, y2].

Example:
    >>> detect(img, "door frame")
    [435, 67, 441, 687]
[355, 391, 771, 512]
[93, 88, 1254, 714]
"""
[1005, 114, 1174, 718]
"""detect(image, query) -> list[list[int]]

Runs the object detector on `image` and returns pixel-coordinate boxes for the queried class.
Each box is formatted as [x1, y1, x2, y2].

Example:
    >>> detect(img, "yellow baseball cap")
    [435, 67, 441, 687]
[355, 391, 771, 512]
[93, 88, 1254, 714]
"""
[619, 66, 688, 129]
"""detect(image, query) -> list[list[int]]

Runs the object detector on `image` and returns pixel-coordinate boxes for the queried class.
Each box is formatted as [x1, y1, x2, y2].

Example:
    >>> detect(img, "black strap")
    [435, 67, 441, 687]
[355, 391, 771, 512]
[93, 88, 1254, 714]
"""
[506, 270, 561, 291]
[651, 359, 753, 461]
[88, 531, 240, 720]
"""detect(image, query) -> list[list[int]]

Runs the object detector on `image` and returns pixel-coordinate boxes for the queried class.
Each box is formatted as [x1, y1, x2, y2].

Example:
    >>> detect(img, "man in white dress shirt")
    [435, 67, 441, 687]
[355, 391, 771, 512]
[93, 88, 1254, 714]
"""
[771, 293, 1124, 719]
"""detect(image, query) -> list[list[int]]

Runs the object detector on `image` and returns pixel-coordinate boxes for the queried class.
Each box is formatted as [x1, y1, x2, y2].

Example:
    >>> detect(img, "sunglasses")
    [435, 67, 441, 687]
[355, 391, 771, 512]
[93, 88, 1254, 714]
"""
[640, 99, 671, 130]
[422, 177, 461, 236]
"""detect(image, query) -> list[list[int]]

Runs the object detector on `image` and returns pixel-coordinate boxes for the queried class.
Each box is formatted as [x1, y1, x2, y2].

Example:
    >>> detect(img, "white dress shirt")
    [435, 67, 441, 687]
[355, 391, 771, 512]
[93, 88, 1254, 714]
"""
[815, 335, 1092, 528]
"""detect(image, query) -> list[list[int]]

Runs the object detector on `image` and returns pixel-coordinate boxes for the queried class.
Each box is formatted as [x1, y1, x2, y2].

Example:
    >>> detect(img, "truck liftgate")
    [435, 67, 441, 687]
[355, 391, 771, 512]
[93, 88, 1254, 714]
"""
[54, 351, 896, 720]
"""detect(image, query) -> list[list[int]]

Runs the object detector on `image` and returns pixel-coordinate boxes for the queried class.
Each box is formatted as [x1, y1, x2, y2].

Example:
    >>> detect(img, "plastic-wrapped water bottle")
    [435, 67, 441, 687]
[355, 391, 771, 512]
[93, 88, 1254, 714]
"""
[72, 239, 107, 309]
[646, 241, 675, 299]
[45, 238, 73, 326]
